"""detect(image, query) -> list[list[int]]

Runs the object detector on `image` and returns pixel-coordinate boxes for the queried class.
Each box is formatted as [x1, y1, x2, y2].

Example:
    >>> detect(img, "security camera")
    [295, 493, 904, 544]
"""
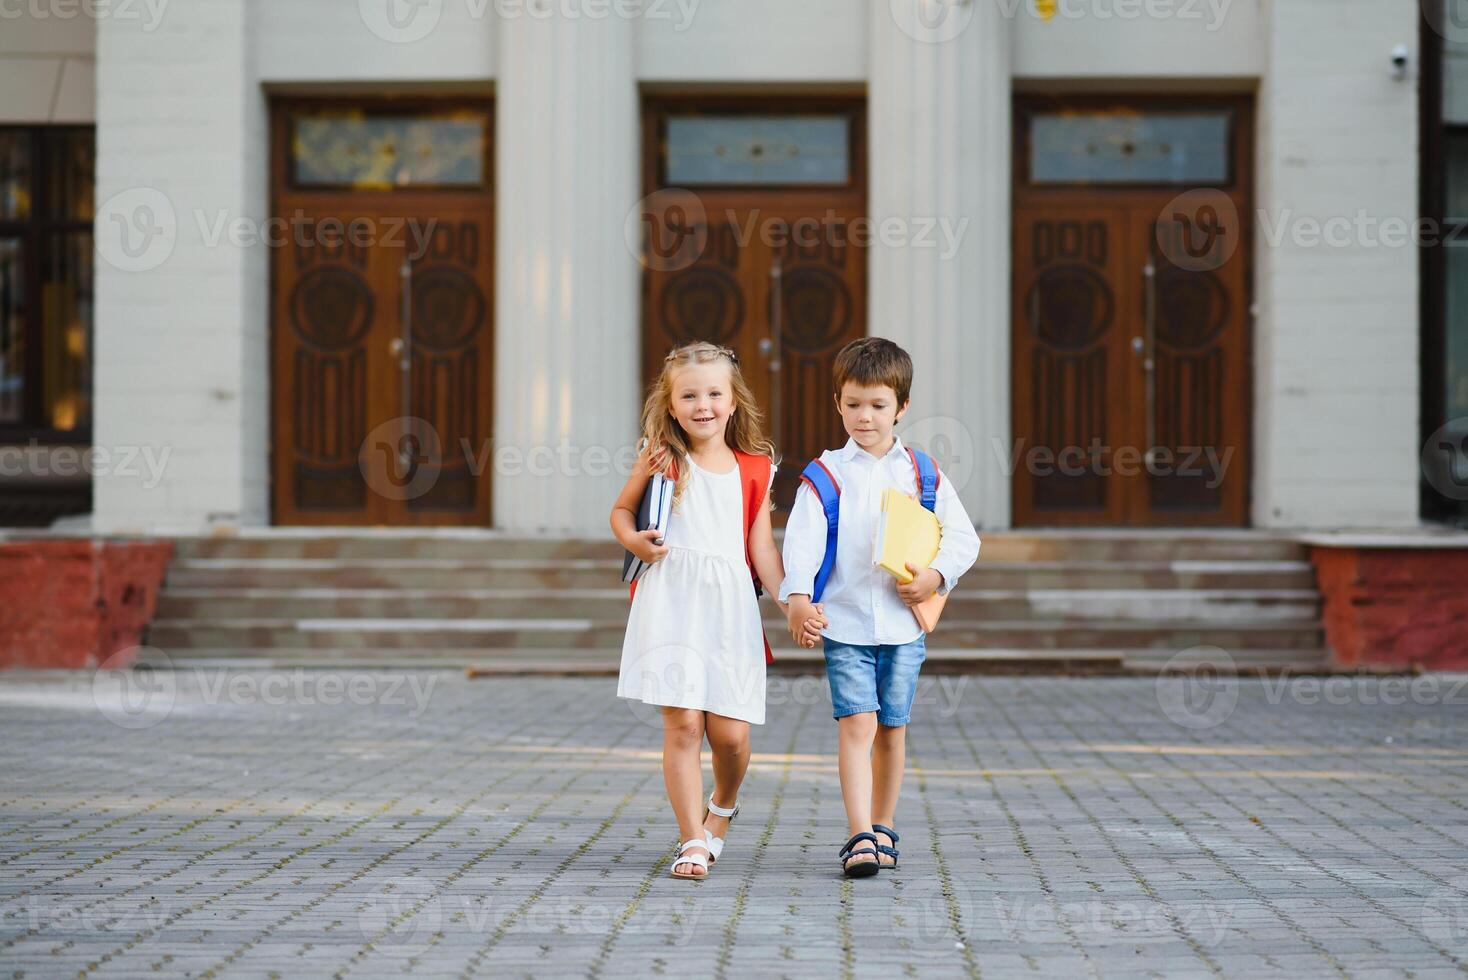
[1392, 44, 1409, 80]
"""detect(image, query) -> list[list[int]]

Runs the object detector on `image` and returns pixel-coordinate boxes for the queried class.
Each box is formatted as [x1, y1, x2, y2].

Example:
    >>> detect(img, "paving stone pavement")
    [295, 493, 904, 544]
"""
[2, 668, 1468, 978]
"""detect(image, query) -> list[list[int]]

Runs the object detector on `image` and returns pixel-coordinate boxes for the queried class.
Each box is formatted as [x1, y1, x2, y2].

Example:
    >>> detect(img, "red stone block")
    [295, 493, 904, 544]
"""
[0, 539, 173, 670]
[1311, 547, 1468, 671]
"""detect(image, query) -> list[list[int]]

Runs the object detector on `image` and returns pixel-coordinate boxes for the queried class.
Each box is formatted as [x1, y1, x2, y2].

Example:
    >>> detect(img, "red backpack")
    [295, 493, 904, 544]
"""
[628, 449, 774, 665]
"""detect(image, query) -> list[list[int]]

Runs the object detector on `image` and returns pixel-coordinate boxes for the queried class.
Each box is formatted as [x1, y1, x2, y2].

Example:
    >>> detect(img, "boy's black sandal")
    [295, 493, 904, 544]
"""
[839, 832, 881, 878]
[872, 823, 900, 869]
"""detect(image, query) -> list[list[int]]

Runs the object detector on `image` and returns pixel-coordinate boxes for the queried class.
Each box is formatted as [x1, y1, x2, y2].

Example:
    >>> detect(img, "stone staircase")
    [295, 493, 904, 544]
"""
[134, 529, 1332, 674]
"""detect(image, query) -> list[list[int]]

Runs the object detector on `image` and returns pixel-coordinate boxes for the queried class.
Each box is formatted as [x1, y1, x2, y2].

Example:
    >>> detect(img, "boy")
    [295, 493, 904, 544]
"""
[781, 337, 981, 877]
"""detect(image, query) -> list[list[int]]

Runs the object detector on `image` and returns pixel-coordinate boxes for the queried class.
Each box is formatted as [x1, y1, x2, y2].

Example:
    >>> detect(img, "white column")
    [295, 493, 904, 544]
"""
[493, 6, 641, 532]
[1253, 0, 1419, 528]
[93, 0, 268, 534]
[869, 0, 1012, 530]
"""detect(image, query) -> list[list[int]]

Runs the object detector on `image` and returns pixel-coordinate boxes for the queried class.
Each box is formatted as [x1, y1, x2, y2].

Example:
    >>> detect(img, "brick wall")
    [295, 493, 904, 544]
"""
[0, 539, 173, 670]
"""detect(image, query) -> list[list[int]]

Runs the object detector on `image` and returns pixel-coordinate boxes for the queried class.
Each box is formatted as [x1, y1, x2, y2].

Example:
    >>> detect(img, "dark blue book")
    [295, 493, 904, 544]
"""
[622, 473, 673, 583]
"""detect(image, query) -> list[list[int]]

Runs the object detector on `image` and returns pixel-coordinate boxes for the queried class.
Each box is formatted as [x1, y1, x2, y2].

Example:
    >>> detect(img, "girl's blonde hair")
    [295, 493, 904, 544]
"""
[639, 341, 776, 505]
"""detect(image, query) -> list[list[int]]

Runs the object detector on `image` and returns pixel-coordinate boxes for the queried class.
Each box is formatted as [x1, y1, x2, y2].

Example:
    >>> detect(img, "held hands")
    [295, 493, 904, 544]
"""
[630, 528, 668, 565]
[784, 595, 828, 649]
[897, 563, 943, 607]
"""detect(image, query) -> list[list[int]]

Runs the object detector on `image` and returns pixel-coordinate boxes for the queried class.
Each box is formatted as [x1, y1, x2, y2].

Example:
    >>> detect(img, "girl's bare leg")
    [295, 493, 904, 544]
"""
[661, 706, 709, 876]
[702, 712, 750, 842]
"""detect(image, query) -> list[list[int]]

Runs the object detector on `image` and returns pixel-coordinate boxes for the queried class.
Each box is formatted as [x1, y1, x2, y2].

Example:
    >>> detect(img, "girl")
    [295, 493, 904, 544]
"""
[612, 341, 785, 880]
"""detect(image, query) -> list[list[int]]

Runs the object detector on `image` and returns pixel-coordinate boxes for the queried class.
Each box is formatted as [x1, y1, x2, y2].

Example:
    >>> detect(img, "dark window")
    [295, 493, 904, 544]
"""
[1424, 8, 1468, 525]
[0, 127, 94, 440]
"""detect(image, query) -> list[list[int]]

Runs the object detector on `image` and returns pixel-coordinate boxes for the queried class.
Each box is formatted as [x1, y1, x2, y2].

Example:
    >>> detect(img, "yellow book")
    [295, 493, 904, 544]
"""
[874, 487, 941, 584]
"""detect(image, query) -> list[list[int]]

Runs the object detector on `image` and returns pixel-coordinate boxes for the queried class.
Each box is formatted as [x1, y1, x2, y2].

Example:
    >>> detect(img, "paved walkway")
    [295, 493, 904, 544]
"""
[2, 668, 1468, 978]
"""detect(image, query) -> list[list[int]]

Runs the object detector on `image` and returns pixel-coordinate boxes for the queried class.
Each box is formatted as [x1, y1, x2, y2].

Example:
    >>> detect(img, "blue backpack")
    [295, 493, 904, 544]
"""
[798, 446, 940, 603]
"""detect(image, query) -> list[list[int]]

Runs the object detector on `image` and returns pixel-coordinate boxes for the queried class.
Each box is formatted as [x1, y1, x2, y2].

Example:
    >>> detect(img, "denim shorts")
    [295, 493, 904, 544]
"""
[823, 635, 927, 728]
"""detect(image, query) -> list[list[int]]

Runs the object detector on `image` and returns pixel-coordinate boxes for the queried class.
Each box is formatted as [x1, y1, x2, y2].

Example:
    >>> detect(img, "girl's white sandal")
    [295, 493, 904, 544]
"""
[702, 795, 739, 864]
[670, 839, 711, 880]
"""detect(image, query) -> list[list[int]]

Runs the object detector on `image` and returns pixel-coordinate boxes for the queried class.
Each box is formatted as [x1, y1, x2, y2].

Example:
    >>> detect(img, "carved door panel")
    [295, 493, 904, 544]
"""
[1012, 209, 1135, 526]
[1012, 96, 1252, 526]
[271, 206, 493, 525]
[642, 205, 863, 513]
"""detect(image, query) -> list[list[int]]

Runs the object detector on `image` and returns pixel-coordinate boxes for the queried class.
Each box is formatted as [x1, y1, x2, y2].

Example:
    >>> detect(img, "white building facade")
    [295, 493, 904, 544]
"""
[0, 0, 1441, 535]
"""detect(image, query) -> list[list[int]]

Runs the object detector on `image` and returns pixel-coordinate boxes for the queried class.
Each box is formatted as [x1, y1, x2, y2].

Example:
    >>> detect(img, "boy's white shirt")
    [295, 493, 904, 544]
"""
[779, 434, 981, 646]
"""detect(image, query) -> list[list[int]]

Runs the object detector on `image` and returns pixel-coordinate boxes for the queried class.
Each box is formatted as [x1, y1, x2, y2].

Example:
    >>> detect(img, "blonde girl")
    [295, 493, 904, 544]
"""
[612, 341, 786, 880]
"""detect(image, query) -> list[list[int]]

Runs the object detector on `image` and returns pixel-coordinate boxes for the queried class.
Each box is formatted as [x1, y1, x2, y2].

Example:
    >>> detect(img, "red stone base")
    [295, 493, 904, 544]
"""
[1311, 547, 1468, 671]
[0, 539, 173, 670]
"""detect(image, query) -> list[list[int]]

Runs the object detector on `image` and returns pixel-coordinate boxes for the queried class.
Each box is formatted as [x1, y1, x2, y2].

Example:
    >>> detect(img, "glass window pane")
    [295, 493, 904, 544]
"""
[0, 238, 24, 424]
[665, 115, 850, 186]
[43, 130, 94, 221]
[0, 132, 32, 221]
[291, 111, 487, 189]
[1444, 31, 1468, 123]
[40, 232, 91, 431]
[1448, 239, 1468, 420]
[1030, 111, 1231, 185]
[1448, 134, 1468, 222]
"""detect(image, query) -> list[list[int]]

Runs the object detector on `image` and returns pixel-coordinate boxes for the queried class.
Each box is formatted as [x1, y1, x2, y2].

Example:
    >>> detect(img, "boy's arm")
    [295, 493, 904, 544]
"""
[779, 479, 828, 603]
[929, 469, 981, 595]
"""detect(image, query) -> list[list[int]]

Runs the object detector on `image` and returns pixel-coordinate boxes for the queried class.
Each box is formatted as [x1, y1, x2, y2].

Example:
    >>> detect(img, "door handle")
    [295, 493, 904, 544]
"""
[1141, 255, 1158, 467]
[767, 255, 784, 453]
[398, 258, 414, 468]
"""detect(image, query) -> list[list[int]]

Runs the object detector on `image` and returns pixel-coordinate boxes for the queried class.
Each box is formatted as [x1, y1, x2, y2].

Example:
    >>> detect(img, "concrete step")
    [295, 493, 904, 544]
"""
[126, 645, 1333, 675]
[144, 617, 1325, 651]
[152, 587, 1322, 623]
[160, 557, 1318, 592]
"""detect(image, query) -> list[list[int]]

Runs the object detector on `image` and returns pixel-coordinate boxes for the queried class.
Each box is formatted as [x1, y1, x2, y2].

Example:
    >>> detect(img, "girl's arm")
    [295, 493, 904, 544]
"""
[610, 449, 667, 564]
[748, 492, 787, 613]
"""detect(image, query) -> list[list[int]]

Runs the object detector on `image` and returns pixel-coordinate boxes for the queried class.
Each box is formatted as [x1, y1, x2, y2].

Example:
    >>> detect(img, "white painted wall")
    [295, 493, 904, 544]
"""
[0, 7, 96, 122]
[93, 0, 268, 533]
[639, 0, 864, 81]
[1252, 0, 1420, 528]
[253, 0, 495, 82]
[1013, 0, 1264, 79]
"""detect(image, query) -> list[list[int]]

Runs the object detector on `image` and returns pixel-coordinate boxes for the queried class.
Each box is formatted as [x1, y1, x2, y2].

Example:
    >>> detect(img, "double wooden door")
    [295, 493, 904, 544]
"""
[270, 101, 494, 526]
[1012, 98, 1252, 526]
[271, 204, 493, 525]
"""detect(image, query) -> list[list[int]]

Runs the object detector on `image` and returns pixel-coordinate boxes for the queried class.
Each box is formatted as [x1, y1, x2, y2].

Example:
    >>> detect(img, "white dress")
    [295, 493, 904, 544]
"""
[617, 453, 774, 725]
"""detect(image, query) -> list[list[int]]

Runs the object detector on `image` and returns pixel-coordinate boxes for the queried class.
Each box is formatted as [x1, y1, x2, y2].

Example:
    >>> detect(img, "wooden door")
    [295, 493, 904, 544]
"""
[640, 99, 866, 512]
[270, 101, 494, 526]
[1012, 96, 1252, 527]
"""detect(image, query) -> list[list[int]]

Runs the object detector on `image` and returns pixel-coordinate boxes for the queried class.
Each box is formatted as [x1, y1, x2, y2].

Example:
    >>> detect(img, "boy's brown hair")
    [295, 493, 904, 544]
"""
[832, 337, 913, 406]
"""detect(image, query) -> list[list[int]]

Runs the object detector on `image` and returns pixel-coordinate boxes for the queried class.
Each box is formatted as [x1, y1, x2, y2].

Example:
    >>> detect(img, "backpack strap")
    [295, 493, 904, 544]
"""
[907, 447, 939, 513]
[798, 458, 842, 603]
[734, 449, 775, 666]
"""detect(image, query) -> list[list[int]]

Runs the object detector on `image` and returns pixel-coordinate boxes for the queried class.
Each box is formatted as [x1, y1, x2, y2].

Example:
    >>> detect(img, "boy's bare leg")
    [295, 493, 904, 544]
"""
[703, 712, 750, 842]
[661, 707, 709, 876]
[837, 712, 879, 871]
[872, 723, 907, 866]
